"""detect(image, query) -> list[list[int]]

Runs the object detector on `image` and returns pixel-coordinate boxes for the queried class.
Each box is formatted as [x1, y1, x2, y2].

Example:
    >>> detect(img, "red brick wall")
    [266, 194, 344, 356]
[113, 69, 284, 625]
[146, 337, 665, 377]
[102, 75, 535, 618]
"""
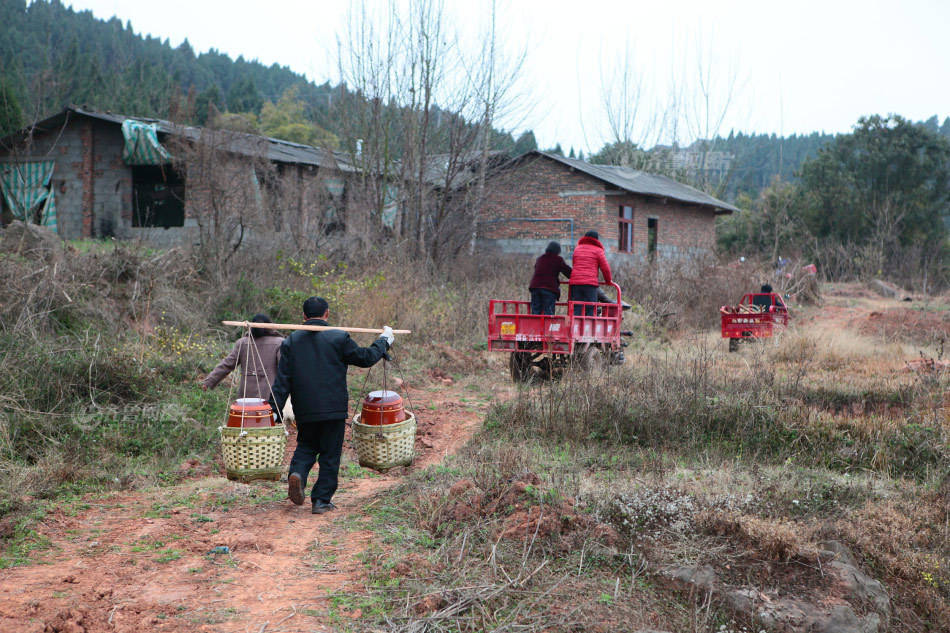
[480, 154, 720, 257]
[610, 195, 716, 257]
[479, 154, 609, 248]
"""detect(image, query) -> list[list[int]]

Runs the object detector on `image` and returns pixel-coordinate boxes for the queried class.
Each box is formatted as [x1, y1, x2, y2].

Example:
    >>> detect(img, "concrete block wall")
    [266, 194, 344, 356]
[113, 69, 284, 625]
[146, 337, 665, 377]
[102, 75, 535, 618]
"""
[90, 120, 134, 239]
[0, 116, 135, 240]
[1, 121, 84, 239]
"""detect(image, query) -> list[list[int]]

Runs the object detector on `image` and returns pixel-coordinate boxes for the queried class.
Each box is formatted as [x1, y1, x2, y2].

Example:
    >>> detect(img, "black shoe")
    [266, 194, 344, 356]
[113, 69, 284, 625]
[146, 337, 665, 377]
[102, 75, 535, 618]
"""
[288, 473, 304, 506]
[312, 500, 337, 514]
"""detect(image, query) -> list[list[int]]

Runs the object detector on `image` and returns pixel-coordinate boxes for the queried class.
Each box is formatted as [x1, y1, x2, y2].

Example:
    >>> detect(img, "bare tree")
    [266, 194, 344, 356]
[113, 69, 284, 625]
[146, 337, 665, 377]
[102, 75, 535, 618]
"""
[332, 0, 525, 263]
[678, 30, 739, 192]
[592, 29, 741, 193]
[597, 42, 660, 168]
[168, 128, 271, 282]
[334, 0, 403, 244]
[465, 0, 527, 256]
[863, 197, 906, 280]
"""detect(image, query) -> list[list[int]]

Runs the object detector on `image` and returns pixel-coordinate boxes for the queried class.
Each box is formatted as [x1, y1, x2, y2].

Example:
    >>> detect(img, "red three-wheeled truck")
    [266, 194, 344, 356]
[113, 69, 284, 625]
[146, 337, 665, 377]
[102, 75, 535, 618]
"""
[720, 292, 789, 352]
[487, 281, 628, 382]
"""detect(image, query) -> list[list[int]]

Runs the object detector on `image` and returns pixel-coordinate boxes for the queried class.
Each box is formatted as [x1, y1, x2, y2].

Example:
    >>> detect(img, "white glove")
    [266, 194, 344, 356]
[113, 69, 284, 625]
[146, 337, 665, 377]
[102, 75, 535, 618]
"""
[381, 326, 395, 346]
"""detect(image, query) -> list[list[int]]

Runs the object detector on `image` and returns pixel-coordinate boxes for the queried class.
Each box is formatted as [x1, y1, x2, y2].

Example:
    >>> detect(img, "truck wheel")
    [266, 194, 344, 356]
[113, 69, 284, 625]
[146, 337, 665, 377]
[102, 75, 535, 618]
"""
[728, 338, 739, 353]
[573, 344, 606, 373]
[510, 352, 549, 383]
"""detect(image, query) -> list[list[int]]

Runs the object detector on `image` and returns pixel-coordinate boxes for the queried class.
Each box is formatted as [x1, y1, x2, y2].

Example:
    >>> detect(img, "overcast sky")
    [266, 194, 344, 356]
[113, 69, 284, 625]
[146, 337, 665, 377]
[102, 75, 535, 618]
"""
[62, 0, 950, 153]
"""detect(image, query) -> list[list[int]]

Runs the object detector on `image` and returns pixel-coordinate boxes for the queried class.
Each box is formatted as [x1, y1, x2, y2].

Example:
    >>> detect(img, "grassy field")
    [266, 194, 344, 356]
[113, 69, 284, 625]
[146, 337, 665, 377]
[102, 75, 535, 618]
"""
[345, 291, 949, 632]
[0, 238, 947, 631]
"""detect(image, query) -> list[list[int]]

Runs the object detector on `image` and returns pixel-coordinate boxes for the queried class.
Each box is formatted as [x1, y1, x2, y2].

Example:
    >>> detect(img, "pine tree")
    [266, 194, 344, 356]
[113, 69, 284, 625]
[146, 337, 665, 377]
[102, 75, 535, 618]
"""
[227, 76, 263, 114]
[513, 130, 537, 155]
[0, 78, 23, 135]
[195, 84, 223, 125]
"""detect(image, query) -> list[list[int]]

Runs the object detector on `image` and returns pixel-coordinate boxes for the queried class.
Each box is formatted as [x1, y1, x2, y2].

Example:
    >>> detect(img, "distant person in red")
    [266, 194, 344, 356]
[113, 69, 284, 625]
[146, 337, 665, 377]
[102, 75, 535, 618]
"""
[528, 241, 572, 315]
[569, 230, 612, 316]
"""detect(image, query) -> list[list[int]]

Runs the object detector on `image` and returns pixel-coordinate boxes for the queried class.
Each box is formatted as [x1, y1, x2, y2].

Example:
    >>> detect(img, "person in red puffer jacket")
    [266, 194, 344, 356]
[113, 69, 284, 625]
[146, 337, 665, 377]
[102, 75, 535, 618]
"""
[528, 241, 572, 315]
[569, 230, 612, 316]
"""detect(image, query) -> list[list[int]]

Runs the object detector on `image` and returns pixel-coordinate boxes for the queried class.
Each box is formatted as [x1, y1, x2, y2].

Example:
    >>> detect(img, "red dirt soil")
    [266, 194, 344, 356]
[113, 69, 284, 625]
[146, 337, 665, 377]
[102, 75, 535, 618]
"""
[0, 382, 495, 633]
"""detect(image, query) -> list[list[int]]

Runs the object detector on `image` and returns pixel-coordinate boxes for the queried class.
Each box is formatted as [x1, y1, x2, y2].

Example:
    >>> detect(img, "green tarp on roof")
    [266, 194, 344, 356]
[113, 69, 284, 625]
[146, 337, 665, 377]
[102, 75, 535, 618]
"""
[0, 161, 57, 233]
[121, 120, 172, 165]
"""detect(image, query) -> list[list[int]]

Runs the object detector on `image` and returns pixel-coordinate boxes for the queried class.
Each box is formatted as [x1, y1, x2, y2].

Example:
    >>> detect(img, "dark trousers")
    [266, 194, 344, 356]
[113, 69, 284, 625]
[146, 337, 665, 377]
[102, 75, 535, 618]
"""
[289, 420, 346, 503]
[570, 284, 599, 316]
[529, 288, 558, 315]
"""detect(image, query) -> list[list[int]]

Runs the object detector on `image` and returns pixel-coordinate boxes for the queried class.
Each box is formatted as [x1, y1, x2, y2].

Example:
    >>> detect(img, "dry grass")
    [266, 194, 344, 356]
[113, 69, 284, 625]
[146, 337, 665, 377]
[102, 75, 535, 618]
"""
[773, 326, 908, 370]
[370, 304, 948, 631]
[378, 414, 947, 632]
[2, 236, 948, 630]
[697, 511, 817, 563]
[830, 495, 950, 629]
[613, 255, 764, 331]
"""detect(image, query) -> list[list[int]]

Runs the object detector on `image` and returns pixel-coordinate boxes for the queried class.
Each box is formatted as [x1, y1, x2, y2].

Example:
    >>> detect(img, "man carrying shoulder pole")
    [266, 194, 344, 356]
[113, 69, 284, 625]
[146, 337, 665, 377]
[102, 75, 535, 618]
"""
[268, 296, 394, 514]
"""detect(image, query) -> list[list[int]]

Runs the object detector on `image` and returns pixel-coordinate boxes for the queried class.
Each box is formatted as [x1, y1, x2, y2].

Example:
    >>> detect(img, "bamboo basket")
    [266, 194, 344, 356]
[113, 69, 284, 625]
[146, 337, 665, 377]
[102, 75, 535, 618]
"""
[351, 412, 416, 470]
[219, 425, 287, 482]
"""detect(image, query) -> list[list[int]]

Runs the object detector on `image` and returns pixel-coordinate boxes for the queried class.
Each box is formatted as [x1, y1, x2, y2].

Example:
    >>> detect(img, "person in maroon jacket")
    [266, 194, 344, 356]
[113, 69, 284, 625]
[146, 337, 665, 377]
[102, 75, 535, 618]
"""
[569, 230, 612, 316]
[528, 241, 572, 315]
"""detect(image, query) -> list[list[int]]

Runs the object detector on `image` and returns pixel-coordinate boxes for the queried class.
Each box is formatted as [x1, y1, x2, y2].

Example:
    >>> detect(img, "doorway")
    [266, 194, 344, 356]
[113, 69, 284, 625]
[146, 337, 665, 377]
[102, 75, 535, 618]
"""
[647, 217, 658, 259]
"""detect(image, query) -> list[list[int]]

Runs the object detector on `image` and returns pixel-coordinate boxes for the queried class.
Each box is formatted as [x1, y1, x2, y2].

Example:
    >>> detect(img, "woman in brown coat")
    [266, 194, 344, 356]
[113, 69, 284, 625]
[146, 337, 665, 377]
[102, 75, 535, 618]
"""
[202, 313, 283, 401]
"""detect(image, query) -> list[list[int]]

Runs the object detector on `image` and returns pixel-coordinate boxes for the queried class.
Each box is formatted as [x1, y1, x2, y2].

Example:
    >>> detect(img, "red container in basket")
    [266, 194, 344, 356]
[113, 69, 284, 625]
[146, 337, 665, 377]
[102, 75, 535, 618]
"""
[360, 390, 407, 426]
[226, 398, 277, 428]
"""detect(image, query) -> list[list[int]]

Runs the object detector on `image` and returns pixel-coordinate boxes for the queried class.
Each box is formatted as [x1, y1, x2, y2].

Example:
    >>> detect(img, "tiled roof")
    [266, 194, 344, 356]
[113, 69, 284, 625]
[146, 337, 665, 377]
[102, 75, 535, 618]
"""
[529, 151, 738, 214]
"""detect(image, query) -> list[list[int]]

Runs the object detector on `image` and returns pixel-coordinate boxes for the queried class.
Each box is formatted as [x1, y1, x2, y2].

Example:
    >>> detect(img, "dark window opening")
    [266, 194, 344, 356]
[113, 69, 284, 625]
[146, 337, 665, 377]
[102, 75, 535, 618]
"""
[618, 205, 634, 252]
[255, 165, 281, 232]
[0, 194, 11, 227]
[647, 217, 658, 259]
[132, 166, 185, 228]
[98, 216, 115, 238]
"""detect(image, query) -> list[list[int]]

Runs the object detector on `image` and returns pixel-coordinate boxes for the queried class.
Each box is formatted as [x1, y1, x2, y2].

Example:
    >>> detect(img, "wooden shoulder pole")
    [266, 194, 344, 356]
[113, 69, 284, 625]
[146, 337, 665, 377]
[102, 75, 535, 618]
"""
[221, 321, 412, 335]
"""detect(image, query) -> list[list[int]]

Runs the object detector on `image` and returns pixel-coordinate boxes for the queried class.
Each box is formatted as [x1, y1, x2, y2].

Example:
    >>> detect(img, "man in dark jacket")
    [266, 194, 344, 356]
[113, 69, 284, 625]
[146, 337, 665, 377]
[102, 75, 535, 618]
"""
[569, 230, 612, 316]
[528, 241, 572, 315]
[752, 284, 774, 310]
[268, 296, 394, 514]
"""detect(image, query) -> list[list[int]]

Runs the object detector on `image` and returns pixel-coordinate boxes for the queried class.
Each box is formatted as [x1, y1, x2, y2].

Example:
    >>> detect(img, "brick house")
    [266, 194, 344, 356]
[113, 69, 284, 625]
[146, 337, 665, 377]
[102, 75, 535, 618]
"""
[478, 150, 738, 260]
[0, 106, 359, 245]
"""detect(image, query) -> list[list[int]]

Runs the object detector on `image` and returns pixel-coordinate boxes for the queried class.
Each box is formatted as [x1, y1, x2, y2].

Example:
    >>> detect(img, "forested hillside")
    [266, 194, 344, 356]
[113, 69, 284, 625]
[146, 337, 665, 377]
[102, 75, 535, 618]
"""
[714, 119, 950, 200]
[718, 114, 950, 289]
[1, 0, 948, 208]
[0, 0, 517, 153]
[0, 0, 326, 123]
[712, 131, 834, 198]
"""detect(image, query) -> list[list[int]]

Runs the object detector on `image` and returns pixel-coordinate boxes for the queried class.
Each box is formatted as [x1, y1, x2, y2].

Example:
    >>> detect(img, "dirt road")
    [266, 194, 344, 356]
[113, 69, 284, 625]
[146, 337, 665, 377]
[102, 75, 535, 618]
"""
[0, 383, 494, 633]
